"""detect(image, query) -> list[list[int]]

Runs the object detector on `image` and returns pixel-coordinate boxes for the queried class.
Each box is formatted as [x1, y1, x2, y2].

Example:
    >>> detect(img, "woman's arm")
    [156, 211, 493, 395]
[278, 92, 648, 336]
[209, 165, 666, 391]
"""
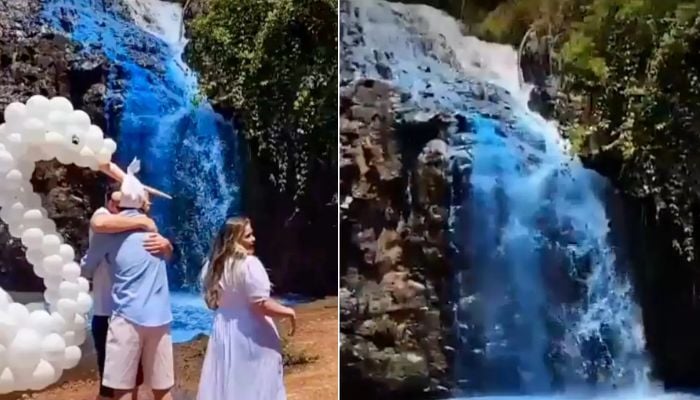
[91, 213, 157, 234]
[252, 298, 297, 335]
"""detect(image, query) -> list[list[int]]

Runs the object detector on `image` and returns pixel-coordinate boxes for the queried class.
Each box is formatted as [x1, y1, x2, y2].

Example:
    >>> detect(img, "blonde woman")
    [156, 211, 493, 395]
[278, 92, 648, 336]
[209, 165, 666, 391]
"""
[197, 217, 296, 400]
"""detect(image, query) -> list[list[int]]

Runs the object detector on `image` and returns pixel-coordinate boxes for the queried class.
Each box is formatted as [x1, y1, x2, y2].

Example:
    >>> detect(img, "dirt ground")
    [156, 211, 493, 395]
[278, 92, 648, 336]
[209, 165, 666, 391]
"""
[2, 297, 338, 400]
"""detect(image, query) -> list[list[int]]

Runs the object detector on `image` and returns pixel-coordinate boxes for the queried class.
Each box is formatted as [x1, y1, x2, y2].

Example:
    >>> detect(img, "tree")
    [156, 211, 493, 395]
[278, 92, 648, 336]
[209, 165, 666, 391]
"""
[187, 0, 338, 203]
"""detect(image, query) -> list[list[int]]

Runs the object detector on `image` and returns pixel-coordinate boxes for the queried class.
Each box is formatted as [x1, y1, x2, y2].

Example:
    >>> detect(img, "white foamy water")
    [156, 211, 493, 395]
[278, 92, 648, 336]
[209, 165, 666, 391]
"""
[342, 0, 532, 107]
[123, 0, 184, 47]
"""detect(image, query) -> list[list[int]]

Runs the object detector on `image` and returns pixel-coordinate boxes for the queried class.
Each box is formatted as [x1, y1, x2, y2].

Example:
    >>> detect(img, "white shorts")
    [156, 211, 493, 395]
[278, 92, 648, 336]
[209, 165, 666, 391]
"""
[103, 316, 174, 390]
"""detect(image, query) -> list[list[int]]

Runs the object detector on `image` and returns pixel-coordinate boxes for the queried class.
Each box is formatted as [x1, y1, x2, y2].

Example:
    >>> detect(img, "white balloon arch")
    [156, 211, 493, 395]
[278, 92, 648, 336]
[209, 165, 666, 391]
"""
[0, 95, 116, 393]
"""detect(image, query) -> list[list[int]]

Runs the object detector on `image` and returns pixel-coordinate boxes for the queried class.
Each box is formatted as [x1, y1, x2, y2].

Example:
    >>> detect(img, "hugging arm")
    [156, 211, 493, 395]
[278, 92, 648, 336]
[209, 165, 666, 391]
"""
[144, 233, 174, 261]
[91, 213, 157, 233]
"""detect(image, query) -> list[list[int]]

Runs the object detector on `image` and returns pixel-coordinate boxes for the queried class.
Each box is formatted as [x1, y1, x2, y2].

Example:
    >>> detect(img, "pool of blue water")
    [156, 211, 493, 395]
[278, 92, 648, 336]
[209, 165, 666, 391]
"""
[169, 291, 310, 343]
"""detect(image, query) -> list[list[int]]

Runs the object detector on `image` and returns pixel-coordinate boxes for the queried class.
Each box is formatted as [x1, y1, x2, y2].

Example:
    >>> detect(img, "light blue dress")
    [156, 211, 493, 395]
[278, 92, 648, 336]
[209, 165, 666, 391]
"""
[196, 255, 286, 400]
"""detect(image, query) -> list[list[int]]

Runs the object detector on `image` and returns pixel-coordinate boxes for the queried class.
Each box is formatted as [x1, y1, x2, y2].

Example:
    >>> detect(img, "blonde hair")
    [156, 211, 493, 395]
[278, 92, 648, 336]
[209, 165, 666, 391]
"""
[202, 217, 250, 310]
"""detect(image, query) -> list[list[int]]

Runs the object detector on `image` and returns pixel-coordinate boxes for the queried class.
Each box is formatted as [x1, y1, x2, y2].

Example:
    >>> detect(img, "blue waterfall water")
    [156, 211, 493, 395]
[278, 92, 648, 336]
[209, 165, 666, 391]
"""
[41, 0, 241, 290]
[341, 0, 676, 397]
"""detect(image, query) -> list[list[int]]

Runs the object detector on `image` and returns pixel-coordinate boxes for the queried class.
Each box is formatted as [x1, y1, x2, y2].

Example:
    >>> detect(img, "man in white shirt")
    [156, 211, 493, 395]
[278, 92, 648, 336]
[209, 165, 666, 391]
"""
[87, 182, 173, 400]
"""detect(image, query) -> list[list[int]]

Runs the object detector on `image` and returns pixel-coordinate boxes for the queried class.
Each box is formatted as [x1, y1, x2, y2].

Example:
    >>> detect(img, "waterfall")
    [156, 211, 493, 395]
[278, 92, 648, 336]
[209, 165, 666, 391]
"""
[41, 0, 241, 291]
[343, 0, 659, 396]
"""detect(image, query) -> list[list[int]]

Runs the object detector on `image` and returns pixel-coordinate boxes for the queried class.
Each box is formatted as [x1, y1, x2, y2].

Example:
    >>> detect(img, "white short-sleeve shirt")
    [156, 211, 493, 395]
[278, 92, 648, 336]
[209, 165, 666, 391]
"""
[89, 207, 114, 316]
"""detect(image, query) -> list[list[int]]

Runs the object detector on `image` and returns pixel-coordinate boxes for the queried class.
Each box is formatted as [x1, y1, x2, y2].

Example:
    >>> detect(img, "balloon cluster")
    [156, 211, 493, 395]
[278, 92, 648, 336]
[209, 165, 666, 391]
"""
[0, 96, 115, 392]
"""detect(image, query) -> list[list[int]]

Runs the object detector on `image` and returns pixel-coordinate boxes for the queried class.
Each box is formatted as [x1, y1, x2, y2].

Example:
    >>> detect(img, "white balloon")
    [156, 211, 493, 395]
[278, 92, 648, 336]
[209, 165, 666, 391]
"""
[0, 293, 9, 312]
[47, 111, 69, 134]
[21, 227, 44, 248]
[58, 244, 75, 263]
[0, 345, 6, 371]
[28, 310, 53, 335]
[3, 102, 26, 124]
[42, 255, 65, 277]
[0, 124, 5, 137]
[103, 138, 117, 153]
[73, 327, 87, 346]
[0, 312, 18, 345]
[22, 118, 46, 143]
[48, 312, 66, 334]
[69, 110, 91, 131]
[15, 159, 34, 177]
[49, 97, 73, 114]
[0, 367, 15, 394]
[0, 151, 14, 173]
[76, 277, 89, 294]
[41, 219, 57, 236]
[84, 125, 104, 152]
[44, 131, 65, 147]
[41, 234, 61, 255]
[62, 331, 76, 347]
[75, 292, 92, 314]
[3, 169, 23, 190]
[43, 288, 60, 305]
[56, 298, 77, 319]
[96, 148, 112, 164]
[6, 202, 26, 223]
[63, 124, 85, 151]
[77, 146, 96, 168]
[54, 147, 72, 165]
[41, 333, 66, 363]
[29, 359, 55, 391]
[7, 223, 24, 239]
[44, 275, 62, 291]
[7, 328, 41, 371]
[61, 262, 81, 282]
[58, 281, 79, 300]
[4, 133, 26, 157]
[62, 346, 81, 369]
[6, 304, 29, 327]
[26, 95, 51, 119]
[32, 264, 47, 279]
[22, 209, 44, 229]
[25, 248, 46, 268]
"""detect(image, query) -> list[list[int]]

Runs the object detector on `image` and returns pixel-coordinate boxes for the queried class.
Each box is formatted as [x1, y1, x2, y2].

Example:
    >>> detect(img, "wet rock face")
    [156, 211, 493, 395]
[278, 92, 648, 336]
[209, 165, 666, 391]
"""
[339, 78, 453, 398]
[0, 0, 111, 291]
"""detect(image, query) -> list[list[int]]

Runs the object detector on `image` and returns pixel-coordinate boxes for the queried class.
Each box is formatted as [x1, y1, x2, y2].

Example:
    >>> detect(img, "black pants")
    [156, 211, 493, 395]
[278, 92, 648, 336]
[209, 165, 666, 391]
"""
[92, 315, 144, 396]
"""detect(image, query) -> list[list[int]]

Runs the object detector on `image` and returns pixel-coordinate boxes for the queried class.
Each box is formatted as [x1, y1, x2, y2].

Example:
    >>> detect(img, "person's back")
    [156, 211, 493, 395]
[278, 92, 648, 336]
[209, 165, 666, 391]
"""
[89, 209, 172, 327]
[215, 256, 276, 330]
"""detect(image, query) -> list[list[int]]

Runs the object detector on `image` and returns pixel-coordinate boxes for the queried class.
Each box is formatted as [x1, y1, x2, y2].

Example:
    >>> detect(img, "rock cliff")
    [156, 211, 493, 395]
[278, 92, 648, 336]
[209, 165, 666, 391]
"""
[339, 78, 454, 398]
[0, 0, 111, 291]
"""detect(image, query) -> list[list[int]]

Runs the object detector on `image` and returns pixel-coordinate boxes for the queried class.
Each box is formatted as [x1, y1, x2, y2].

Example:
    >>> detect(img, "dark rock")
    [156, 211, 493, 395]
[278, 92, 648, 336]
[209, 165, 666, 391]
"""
[340, 78, 452, 397]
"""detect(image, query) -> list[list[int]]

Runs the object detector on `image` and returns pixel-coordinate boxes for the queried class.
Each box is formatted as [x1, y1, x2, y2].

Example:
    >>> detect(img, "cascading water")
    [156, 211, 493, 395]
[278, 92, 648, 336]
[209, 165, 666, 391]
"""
[41, 0, 241, 341]
[341, 0, 695, 398]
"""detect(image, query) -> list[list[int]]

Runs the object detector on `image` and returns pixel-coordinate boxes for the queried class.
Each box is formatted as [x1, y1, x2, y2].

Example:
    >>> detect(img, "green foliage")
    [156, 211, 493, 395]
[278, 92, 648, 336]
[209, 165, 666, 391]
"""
[187, 0, 337, 202]
[556, 0, 700, 260]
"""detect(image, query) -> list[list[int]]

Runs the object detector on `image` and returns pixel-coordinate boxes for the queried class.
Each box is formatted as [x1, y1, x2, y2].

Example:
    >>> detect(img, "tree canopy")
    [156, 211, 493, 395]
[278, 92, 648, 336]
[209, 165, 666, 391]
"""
[187, 0, 338, 203]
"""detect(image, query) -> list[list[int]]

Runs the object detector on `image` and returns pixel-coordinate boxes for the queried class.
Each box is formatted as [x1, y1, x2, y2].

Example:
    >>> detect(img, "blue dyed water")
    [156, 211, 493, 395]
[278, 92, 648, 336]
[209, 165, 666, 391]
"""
[453, 112, 647, 392]
[42, 0, 241, 289]
[344, 0, 656, 397]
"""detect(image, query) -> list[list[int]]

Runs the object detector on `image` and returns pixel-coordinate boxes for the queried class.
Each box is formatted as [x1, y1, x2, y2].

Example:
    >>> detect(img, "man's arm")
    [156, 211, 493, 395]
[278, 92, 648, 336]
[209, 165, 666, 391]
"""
[144, 233, 174, 261]
[80, 233, 109, 274]
[91, 213, 157, 234]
